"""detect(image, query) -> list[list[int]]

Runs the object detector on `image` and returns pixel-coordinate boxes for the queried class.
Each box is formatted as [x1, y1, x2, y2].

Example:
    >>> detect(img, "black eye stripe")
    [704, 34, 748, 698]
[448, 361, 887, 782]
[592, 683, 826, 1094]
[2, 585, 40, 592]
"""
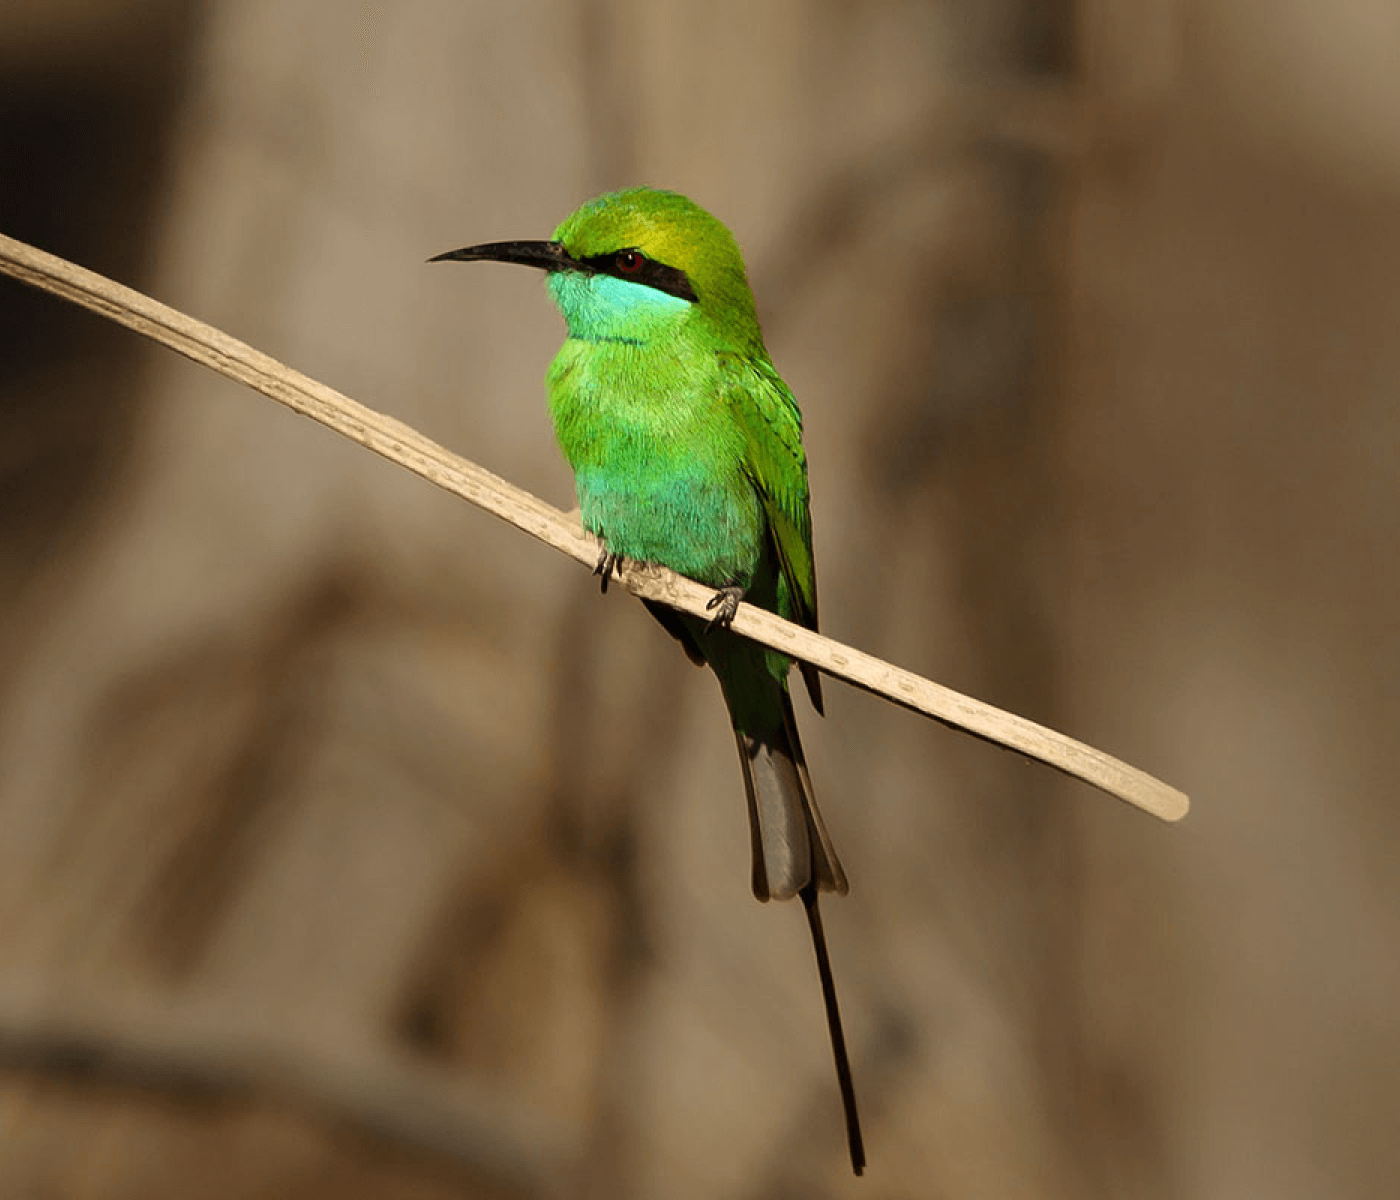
[579, 251, 698, 304]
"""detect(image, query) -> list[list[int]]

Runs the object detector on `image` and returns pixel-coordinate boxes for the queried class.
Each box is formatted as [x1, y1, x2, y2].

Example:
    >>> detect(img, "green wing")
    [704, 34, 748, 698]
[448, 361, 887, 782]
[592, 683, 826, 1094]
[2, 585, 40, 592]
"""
[721, 353, 824, 712]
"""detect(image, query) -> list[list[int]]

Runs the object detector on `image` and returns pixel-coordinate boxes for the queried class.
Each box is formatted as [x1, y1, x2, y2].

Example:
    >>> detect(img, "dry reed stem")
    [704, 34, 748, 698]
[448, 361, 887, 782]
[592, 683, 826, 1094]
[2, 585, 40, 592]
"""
[0, 231, 1188, 822]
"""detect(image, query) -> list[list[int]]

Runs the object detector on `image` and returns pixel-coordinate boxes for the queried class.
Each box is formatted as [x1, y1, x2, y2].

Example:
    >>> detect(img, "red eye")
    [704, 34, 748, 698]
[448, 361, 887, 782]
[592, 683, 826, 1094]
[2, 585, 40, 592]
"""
[615, 250, 644, 274]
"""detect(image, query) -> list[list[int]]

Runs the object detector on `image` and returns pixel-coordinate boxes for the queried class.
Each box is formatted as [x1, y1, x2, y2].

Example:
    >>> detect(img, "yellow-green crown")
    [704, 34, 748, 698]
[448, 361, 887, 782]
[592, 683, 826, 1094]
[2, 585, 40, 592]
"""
[553, 187, 762, 347]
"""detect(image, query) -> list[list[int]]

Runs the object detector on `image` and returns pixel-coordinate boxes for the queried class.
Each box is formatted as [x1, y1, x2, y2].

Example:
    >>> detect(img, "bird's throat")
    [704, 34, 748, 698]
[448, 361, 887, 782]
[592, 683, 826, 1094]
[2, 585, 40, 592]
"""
[547, 270, 691, 344]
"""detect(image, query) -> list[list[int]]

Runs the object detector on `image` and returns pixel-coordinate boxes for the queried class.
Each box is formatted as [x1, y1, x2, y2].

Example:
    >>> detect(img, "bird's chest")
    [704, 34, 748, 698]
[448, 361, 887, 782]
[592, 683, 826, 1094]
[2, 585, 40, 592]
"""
[547, 342, 762, 584]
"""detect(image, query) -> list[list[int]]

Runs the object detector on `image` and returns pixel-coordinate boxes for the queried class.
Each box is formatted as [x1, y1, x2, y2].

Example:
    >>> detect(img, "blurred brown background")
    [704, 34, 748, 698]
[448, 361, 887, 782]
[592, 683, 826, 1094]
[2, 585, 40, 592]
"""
[1, 2, 1397, 1197]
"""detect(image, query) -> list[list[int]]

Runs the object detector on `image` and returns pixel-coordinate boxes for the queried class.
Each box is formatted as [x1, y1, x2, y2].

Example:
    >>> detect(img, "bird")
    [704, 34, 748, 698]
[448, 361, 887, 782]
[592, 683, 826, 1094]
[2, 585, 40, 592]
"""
[432, 186, 863, 1175]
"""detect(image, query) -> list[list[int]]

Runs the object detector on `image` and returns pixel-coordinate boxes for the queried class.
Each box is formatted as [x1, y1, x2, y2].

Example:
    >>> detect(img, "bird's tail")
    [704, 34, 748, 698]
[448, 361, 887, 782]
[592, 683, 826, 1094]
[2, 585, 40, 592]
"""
[734, 688, 846, 902]
[800, 881, 865, 1175]
[732, 693, 865, 1175]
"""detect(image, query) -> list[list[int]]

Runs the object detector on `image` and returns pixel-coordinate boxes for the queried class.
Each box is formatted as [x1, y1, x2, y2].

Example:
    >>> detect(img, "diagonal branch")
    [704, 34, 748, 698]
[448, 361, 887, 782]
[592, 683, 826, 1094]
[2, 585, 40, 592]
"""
[0, 231, 1188, 822]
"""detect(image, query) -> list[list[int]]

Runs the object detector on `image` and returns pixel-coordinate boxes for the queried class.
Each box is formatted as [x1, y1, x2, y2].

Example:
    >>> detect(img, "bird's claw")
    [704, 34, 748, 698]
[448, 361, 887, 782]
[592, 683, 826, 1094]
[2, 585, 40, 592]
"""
[705, 586, 745, 631]
[594, 548, 623, 594]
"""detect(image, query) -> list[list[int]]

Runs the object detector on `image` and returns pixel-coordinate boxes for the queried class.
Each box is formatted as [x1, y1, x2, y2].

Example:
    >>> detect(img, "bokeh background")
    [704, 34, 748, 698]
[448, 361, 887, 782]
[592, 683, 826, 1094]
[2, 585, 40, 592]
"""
[2, 2, 1397, 1197]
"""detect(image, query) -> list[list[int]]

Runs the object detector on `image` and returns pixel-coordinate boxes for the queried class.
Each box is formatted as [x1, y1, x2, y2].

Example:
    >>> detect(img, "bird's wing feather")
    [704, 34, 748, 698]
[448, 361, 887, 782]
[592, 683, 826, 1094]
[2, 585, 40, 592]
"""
[720, 353, 824, 711]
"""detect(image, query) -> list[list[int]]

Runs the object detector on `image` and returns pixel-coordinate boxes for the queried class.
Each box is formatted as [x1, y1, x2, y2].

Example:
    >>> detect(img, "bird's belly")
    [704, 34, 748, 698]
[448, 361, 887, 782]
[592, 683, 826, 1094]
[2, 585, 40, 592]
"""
[576, 466, 763, 588]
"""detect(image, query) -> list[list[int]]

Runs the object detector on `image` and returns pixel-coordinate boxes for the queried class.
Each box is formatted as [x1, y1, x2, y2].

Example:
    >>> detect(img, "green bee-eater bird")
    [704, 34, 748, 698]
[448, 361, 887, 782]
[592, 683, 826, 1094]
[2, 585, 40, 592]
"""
[433, 187, 863, 1174]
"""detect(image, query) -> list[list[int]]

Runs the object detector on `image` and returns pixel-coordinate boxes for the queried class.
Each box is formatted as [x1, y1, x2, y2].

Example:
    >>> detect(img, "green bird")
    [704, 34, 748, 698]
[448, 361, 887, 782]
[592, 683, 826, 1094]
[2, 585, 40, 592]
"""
[433, 187, 863, 1174]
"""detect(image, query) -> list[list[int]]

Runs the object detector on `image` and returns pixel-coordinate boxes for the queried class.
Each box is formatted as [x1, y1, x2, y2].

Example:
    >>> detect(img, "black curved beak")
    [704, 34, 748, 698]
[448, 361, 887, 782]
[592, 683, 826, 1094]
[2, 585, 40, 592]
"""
[428, 239, 582, 272]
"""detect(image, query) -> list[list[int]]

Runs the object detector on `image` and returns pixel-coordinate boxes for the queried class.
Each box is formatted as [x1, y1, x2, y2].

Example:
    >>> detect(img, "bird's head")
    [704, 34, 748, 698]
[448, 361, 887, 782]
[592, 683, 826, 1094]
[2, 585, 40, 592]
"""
[432, 187, 763, 350]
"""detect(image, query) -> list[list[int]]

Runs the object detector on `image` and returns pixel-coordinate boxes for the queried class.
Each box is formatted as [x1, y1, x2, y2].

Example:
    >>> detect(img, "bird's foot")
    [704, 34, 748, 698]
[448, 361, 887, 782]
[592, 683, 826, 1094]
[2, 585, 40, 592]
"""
[705, 585, 745, 631]
[594, 547, 624, 594]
